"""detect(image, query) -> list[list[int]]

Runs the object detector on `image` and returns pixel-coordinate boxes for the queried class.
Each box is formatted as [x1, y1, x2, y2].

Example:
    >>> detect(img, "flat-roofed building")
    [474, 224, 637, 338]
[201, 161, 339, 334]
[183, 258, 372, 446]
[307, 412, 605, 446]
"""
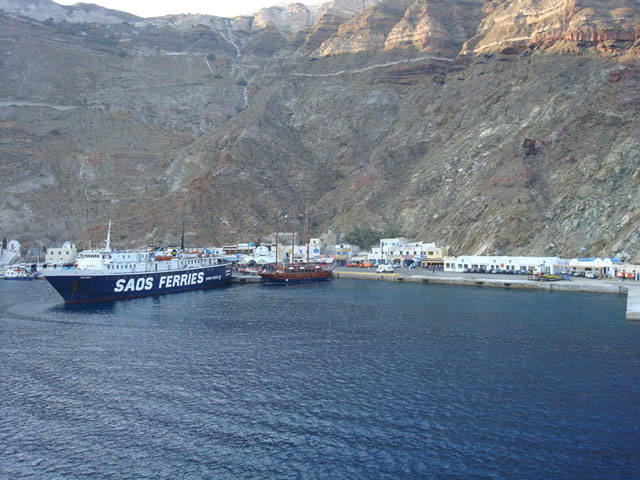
[444, 255, 567, 274]
[45, 241, 77, 266]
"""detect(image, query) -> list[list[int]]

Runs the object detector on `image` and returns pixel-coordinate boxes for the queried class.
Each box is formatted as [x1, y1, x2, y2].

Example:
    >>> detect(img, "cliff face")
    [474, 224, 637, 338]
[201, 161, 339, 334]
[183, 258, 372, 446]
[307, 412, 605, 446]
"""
[0, 0, 639, 260]
[461, 0, 640, 56]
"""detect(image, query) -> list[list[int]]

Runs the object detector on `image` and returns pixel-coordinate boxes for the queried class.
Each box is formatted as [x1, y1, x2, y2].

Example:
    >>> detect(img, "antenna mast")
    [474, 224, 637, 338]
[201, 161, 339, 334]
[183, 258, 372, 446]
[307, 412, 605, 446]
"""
[105, 219, 112, 252]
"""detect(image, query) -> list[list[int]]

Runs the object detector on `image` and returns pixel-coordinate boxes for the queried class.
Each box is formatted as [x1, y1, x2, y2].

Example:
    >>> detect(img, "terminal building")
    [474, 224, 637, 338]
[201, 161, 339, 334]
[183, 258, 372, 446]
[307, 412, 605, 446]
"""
[369, 239, 450, 267]
[444, 255, 567, 274]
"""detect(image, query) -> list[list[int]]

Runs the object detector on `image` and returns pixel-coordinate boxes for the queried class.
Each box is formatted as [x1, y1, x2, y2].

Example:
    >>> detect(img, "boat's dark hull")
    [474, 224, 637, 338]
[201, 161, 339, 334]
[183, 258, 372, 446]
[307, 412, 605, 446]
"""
[259, 270, 332, 284]
[44, 264, 232, 303]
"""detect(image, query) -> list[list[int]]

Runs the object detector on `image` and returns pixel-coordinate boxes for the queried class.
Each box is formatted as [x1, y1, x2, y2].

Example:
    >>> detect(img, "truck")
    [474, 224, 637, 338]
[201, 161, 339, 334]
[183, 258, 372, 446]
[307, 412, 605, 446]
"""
[376, 264, 395, 273]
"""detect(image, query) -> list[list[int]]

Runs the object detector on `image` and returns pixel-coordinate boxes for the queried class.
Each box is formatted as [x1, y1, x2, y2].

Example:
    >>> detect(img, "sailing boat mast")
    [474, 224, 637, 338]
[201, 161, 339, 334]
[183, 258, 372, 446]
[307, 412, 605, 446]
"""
[291, 205, 296, 264]
[306, 204, 310, 265]
[275, 210, 279, 268]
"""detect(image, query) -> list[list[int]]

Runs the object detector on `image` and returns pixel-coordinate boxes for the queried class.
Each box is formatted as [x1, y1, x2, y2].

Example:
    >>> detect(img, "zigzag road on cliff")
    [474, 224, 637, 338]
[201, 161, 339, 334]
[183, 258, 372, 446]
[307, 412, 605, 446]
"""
[261, 55, 455, 79]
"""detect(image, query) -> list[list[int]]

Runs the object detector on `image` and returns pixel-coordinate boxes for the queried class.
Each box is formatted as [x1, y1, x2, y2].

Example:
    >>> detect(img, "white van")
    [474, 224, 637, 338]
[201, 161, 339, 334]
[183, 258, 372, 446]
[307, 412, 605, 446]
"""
[376, 264, 395, 273]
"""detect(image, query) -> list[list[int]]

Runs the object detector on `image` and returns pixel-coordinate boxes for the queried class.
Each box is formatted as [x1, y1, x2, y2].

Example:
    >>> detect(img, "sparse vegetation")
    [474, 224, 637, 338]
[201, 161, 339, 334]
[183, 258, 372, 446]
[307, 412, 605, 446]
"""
[236, 77, 247, 86]
[206, 53, 216, 61]
[382, 225, 405, 238]
[345, 226, 381, 250]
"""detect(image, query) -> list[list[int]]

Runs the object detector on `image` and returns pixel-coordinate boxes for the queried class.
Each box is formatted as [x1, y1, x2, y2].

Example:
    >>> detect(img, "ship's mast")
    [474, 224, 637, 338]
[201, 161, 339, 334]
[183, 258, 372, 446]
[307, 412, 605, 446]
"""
[105, 220, 112, 252]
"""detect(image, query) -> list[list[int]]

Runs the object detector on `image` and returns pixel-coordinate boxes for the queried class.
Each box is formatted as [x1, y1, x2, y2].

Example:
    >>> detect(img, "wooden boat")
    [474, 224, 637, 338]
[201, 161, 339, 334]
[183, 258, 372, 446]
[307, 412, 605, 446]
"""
[260, 264, 331, 283]
[259, 205, 332, 284]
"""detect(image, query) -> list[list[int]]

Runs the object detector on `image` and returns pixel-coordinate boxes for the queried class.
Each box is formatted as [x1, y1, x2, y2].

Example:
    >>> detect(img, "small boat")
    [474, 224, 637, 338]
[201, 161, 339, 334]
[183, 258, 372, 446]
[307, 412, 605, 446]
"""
[3, 265, 38, 280]
[259, 205, 332, 284]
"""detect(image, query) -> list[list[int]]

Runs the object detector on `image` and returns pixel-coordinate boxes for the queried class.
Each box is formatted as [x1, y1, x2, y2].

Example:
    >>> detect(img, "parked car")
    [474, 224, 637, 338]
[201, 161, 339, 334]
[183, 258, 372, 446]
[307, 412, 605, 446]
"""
[585, 271, 599, 279]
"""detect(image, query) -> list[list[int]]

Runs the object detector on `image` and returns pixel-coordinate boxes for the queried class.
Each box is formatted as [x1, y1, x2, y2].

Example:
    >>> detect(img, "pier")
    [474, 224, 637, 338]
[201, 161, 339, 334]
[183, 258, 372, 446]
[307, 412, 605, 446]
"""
[231, 274, 263, 284]
[627, 286, 640, 321]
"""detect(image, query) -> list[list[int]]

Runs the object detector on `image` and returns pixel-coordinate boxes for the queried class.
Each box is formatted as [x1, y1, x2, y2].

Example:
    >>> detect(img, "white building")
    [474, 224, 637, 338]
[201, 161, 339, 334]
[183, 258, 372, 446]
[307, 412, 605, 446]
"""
[222, 243, 255, 255]
[614, 263, 639, 281]
[243, 241, 325, 266]
[309, 238, 323, 257]
[1, 239, 21, 267]
[380, 238, 408, 258]
[368, 238, 408, 265]
[369, 247, 384, 265]
[444, 255, 567, 274]
[335, 243, 360, 265]
[45, 241, 77, 266]
[565, 257, 623, 277]
[369, 239, 449, 266]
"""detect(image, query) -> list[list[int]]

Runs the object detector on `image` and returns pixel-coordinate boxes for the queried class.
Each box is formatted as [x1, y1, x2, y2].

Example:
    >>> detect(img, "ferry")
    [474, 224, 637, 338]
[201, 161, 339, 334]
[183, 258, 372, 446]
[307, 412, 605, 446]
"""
[43, 222, 232, 303]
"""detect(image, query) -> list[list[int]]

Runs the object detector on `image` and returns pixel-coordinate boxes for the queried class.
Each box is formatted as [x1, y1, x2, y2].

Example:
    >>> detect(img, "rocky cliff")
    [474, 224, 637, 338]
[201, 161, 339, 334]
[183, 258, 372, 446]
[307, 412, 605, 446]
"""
[0, 0, 639, 260]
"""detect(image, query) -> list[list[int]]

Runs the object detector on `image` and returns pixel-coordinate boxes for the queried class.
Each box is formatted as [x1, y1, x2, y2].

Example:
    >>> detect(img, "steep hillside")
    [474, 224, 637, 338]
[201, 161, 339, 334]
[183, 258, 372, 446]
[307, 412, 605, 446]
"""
[0, 0, 639, 261]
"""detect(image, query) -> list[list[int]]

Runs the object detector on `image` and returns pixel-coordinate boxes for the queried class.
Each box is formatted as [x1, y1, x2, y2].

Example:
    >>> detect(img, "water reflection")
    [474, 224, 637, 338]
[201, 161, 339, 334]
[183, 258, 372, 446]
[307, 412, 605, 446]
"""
[51, 301, 117, 315]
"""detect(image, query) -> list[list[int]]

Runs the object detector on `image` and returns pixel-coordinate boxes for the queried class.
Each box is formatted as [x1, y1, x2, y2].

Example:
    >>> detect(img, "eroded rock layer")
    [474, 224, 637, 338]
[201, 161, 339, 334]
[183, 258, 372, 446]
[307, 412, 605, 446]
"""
[0, 0, 639, 260]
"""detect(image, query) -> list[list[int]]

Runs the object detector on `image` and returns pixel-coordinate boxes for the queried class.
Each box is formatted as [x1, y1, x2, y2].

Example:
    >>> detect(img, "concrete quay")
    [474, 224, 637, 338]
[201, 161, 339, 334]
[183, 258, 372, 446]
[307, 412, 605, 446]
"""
[231, 274, 263, 284]
[627, 286, 640, 321]
[332, 268, 639, 321]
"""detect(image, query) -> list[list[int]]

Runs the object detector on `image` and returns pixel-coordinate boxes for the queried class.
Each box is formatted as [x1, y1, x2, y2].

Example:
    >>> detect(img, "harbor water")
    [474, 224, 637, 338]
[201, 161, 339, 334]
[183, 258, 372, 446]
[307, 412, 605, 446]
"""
[1, 279, 638, 479]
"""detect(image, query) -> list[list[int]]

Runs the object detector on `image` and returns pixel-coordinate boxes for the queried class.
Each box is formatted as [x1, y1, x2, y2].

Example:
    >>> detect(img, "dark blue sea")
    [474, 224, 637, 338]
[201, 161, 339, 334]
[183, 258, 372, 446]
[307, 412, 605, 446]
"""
[0, 279, 638, 479]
